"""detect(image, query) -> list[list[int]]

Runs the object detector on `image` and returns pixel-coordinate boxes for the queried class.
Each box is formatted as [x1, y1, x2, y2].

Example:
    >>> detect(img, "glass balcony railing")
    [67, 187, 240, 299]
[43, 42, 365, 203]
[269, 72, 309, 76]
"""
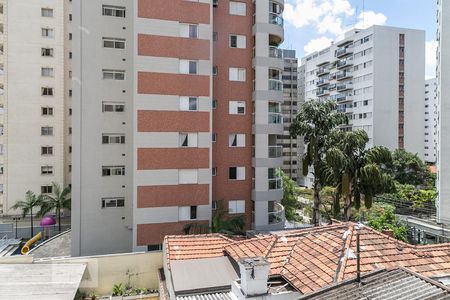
[268, 145, 283, 158]
[268, 202, 285, 225]
[337, 83, 353, 91]
[337, 58, 353, 69]
[269, 79, 283, 91]
[268, 112, 283, 124]
[269, 12, 283, 26]
[269, 46, 283, 59]
[268, 177, 282, 190]
[316, 79, 329, 87]
[336, 47, 353, 58]
[316, 67, 330, 76]
[336, 71, 353, 80]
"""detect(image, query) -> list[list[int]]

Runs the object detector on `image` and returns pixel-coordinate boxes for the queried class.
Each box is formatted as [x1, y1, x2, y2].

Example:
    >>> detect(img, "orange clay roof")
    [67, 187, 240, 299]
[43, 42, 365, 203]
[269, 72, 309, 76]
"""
[164, 223, 450, 294]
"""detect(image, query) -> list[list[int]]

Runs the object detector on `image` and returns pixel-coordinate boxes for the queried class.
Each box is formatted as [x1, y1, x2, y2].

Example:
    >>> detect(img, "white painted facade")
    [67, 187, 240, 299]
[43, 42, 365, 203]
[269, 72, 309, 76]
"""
[424, 78, 437, 163]
[437, 0, 450, 224]
[301, 26, 425, 187]
[0, 0, 69, 214]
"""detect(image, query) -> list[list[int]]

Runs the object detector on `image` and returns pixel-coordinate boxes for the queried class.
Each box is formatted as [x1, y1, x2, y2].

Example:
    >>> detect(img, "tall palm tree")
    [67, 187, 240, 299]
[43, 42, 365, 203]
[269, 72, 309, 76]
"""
[39, 182, 71, 233]
[325, 130, 394, 220]
[290, 100, 348, 226]
[11, 191, 44, 237]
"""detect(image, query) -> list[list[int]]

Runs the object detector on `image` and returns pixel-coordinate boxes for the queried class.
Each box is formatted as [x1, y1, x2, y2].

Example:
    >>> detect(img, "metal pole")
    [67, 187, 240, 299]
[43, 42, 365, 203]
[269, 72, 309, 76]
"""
[356, 230, 361, 283]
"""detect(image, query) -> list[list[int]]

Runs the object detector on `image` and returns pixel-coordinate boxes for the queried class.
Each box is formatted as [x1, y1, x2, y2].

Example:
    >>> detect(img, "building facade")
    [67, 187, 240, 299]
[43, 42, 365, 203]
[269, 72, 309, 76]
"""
[424, 78, 437, 164]
[437, 0, 450, 224]
[72, 0, 285, 256]
[0, 1, 70, 215]
[279, 49, 300, 182]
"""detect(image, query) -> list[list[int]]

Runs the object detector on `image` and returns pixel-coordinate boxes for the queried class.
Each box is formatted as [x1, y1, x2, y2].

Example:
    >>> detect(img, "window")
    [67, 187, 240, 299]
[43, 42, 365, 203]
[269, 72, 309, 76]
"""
[229, 134, 245, 147]
[229, 35, 246, 48]
[41, 48, 54, 57]
[69, 33, 72, 40]
[229, 1, 246, 16]
[180, 60, 198, 75]
[213, 32, 218, 41]
[101, 197, 125, 208]
[179, 133, 198, 147]
[102, 134, 125, 144]
[41, 87, 54, 96]
[212, 167, 217, 176]
[147, 244, 163, 251]
[41, 185, 53, 194]
[102, 166, 125, 176]
[102, 102, 125, 112]
[229, 101, 245, 114]
[212, 99, 217, 109]
[180, 23, 198, 38]
[180, 97, 198, 111]
[229, 167, 245, 180]
[213, 66, 218, 76]
[41, 67, 54, 77]
[212, 200, 218, 210]
[229, 68, 246, 81]
[41, 28, 54, 38]
[228, 200, 245, 214]
[103, 37, 125, 49]
[179, 169, 198, 184]
[41, 146, 53, 155]
[41, 126, 53, 136]
[179, 206, 198, 221]
[41, 166, 53, 175]
[41, 8, 54, 17]
[212, 133, 217, 143]
[102, 5, 126, 17]
[213, 0, 219, 7]
[42, 107, 54, 116]
[103, 69, 125, 80]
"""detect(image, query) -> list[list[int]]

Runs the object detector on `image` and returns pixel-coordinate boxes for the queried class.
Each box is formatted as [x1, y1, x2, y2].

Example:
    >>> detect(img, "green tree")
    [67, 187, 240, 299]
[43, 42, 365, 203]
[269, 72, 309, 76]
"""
[281, 171, 300, 222]
[290, 100, 348, 225]
[38, 182, 71, 233]
[385, 149, 434, 187]
[11, 191, 44, 237]
[325, 130, 394, 220]
[363, 203, 408, 241]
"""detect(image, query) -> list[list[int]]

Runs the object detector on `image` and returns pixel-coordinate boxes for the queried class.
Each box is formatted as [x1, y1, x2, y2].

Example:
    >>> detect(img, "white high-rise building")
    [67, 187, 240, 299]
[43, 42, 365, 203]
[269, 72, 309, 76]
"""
[437, 0, 450, 224]
[0, 1, 70, 214]
[301, 25, 425, 187]
[424, 78, 437, 164]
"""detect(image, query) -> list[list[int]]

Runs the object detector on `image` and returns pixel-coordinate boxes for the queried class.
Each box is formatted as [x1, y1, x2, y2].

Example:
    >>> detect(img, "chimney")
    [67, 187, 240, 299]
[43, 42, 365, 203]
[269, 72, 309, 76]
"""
[238, 257, 270, 296]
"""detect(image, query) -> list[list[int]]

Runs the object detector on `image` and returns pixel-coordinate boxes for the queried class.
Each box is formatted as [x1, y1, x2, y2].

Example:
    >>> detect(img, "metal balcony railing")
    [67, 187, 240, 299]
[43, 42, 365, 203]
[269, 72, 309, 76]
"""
[268, 145, 283, 158]
[268, 202, 285, 225]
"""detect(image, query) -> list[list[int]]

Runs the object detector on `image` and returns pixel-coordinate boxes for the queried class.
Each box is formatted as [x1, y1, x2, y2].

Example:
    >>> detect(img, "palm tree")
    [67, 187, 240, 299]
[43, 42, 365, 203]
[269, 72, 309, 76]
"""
[38, 182, 71, 233]
[290, 100, 348, 226]
[325, 130, 394, 220]
[11, 191, 44, 237]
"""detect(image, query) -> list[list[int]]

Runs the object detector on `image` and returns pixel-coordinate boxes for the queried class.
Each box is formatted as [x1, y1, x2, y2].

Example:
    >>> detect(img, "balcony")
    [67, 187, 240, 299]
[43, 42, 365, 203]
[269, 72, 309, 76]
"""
[268, 112, 283, 124]
[269, 79, 283, 91]
[268, 177, 282, 190]
[316, 67, 330, 77]
[268, 202, 285, 227]
[336, 71, 353, 81]
[336, 94, 353, 103]
[337, 58, 353, 69]
[269, 12, 283, 26]
[316, 88, 330, 97]
[269, 46, 283, 59]
[336, 47, 353, 58]
[337, 83, 353, 92]
[316, 79, 329, 87]
[268, 145, 283, 158]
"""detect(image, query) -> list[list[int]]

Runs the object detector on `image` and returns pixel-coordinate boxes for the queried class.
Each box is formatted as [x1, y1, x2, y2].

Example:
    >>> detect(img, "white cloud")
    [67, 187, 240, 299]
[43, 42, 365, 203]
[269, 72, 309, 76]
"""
[354, 11, 387, 29]
[426, 40, 438, 79]
[304, 37, 334, 54]
[284, 0, 354, 36]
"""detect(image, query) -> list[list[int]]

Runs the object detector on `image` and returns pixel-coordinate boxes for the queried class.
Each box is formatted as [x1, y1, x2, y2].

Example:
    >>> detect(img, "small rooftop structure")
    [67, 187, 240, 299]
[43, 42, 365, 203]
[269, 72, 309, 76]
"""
[0, 238, 20, 257]
[0, 263, 86, 299]
[299, 268, 450, 300]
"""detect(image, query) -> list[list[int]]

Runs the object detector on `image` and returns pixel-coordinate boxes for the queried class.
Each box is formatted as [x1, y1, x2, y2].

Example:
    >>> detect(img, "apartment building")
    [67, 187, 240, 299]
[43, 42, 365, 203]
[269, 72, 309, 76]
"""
[0, 1, 70, 214]
[437, 0, 450, 224]
[279, 49, 300, 182]
[424, 78, 437, 164]
[72, 0, 285, 256]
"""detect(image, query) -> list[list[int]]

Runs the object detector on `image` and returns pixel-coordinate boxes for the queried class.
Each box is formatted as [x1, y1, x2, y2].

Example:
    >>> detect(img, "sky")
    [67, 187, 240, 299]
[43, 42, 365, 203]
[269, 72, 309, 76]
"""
[281, 0, 437, 79]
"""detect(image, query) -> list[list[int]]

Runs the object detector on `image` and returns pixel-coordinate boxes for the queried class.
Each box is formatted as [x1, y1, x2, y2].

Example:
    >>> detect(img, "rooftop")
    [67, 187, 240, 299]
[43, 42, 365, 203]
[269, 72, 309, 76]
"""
[165, 222, 450, 295]
[29, 230, 71, 258]
[299, 268, 450, 300]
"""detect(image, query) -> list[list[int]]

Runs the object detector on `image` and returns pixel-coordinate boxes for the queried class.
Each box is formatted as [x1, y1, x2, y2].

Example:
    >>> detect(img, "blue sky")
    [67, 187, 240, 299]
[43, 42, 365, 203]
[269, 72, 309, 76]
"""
[282, 0, 437, 78]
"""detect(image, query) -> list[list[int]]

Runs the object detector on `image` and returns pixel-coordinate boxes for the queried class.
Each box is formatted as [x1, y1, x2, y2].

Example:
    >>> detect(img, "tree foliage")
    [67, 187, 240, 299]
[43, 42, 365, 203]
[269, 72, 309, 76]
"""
[38, 182, 71, 233]
[281, 171, 301, 222]
[11, 191, 44, 237]
[362, 203, 408, 242]
[290, 100, 347, 225]
[384, 149, 434, 187]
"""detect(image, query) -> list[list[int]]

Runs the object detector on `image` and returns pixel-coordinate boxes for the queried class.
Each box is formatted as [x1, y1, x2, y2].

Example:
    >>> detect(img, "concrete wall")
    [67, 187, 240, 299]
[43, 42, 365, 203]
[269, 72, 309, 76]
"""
[424, 78, 437, 163]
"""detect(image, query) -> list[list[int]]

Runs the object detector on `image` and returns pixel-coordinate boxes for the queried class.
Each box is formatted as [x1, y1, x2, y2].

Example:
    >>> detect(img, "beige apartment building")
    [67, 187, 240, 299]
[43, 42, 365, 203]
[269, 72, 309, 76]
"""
[0, 1, 71, 215]
[72, 0, 286, 256]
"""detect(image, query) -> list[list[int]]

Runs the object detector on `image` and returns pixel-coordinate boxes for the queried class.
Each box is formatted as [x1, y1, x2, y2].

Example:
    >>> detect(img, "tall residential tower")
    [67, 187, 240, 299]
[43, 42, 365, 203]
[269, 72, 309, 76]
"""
[72, 0, 286, 256]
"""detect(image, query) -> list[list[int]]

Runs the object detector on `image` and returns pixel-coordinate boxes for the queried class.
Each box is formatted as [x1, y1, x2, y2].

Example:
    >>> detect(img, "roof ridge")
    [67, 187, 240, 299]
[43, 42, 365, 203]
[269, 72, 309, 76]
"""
[278, 223, 350, 238]
[334, 224, 355, 283]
